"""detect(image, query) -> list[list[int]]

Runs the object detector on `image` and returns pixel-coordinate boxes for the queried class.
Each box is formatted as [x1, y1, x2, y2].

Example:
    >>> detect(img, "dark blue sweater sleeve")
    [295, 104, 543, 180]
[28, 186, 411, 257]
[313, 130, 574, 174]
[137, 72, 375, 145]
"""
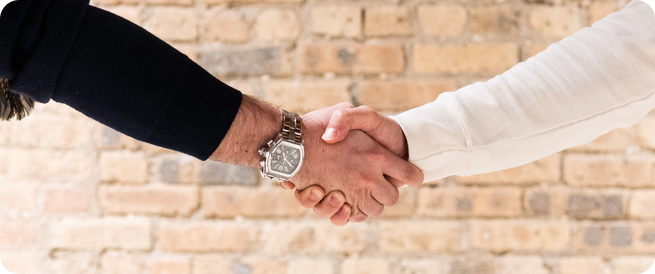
[0, 0, 242, 160]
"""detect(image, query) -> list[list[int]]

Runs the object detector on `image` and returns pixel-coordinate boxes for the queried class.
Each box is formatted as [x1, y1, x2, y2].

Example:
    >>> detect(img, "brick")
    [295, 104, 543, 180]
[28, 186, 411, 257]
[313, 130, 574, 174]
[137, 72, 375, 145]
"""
[103, 5, 142, 25]
[198, 47, 287, 77]
[99, 185, 198, 216]
[0, 221, 36, 249]
[356, 44, 404, 74]
[630, 191, 655, 220]
[156, 155, 203, 184]
[241, 257, 287, 274]
[194, 255, 232, 274]
[100, 151, 148, 184]
[417, 187, 522, 218]
[203, 187, 307, 218]
[450, 257, 494, 274]
[50, 252, 97, 274]
[526, 43, 550, 59]
[567, 128, 629, 152]
[120, 0, 193, 4]
[264, 79, 351, 114]
[458, 154, 561, 184]
[359, 79, 457, 112]
[589, 3, 620, 25]
[417, 5, 466, 37]
[573, 222, 651, 253]
[563, 154, 653, 187]
[311, 6, 361, 38]
[204, 0, 301, 4]
[364, 6, 411, 37]
[414, 43, 519, 74]
[611, 257, 654, 274]
[379, 221, 461, 252]
[471, 220, 570, 252]
[0, 184, 35, 217]
[378, 187, 415, 218]
[564, 189, 627, 220]
[43, 187, 91, 214]
[159, 222, 257, 252]
[0, 252, 38, 274]
[262, 222, 368, 255]
[148, 257, 190, 274]
[205, 9, 249, 43]
[255, 9, 300, 41]
[632, 223, 655, 252]
[635, 116, 655, 150]
[8, 116, 91, 148]
[50, 218, 150, 250]
[30, 101, 85, 118]
[495, 256, 548, 274]
[97, 125, 141, 151]
[342, 259, 389, 274]
[299, 43, 355, 74]
[559, 257, 604, 274]
[101, 252, 143, 274]
[470, 5, 521, 36]
[399, 259, 448, 274]
[7, 149, 95, 182]
[200, 161, 258, 186]
[289, 259, 333, 274]
[159, 158, 181, 184]
[227, 80, 260, 98]
[144, 7, 197, 42]
[525, 187, 564, 217]
[530, 6, 581, 38]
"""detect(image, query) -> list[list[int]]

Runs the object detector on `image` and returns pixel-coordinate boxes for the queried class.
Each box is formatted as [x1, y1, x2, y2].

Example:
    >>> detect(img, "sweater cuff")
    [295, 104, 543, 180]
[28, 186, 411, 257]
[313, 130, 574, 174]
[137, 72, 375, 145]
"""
[144, 60, 242, 160]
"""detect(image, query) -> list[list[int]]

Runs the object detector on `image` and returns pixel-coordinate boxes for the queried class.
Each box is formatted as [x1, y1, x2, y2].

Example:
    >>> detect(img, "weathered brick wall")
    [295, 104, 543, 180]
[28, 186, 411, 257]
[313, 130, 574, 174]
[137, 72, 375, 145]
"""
[0, 0, 652, 273]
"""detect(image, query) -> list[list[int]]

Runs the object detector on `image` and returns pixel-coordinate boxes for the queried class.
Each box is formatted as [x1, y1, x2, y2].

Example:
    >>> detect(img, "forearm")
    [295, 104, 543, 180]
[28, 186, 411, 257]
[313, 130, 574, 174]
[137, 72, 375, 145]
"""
[209, 95, 281, 167]
[393, 0, 655, 181]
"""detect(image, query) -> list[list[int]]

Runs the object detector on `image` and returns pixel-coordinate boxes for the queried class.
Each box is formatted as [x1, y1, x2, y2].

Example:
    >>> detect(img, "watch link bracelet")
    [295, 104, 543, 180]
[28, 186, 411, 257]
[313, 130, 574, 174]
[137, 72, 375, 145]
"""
[258, 109, 305, 181]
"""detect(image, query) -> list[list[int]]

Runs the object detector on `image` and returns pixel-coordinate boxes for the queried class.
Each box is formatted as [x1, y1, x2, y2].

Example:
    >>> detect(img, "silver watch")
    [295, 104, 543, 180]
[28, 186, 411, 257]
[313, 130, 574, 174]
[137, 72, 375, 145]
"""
[259, 109, 304, 181]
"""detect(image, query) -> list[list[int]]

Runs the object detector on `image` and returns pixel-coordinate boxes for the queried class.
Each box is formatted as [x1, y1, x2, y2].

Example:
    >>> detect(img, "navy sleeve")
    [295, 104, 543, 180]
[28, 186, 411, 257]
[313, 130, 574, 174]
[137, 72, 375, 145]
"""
[0, 0, 242, 160]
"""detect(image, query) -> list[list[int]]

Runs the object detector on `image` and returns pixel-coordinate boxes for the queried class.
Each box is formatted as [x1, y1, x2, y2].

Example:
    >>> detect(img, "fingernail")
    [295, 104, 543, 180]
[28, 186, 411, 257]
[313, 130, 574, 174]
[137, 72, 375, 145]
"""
[322, 128, 337, 141]
[280, 181, 291, 190]
[309, 189, 322, 201]
[330, 194, 344, 207]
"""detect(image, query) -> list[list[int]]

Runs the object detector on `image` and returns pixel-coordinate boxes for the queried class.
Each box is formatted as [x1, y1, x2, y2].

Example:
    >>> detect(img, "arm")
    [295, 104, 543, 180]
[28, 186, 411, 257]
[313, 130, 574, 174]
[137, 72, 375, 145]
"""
[395, 0, 655, 181]
[299, 0, 655, 222]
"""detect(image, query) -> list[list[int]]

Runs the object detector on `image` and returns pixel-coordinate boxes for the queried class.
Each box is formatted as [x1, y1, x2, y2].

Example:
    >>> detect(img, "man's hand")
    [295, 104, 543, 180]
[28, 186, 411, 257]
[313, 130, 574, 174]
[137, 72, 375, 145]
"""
[293, 105, 420, 225]
[289, 104, 423, 225]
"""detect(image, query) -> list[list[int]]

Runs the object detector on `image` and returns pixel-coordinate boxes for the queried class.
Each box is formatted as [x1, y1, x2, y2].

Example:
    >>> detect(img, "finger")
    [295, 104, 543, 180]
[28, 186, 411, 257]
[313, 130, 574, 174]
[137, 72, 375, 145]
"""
[330, 204, 351, 226]
[313, 191, 346, 218]
[385, 175, 407, 188]
[380, 149, 424, 187]
[279, 181, 295, 190]
[294, 186, 325, 208]
[358, 191, 385, 217]
[350, 210, 368, 222]
[322, 106, 383, 143]
[370, 177, 400, 206]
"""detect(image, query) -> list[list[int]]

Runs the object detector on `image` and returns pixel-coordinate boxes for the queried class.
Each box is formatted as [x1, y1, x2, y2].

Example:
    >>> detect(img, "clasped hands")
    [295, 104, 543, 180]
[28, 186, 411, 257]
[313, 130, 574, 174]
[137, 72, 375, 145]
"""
[282, 103, 424, 226]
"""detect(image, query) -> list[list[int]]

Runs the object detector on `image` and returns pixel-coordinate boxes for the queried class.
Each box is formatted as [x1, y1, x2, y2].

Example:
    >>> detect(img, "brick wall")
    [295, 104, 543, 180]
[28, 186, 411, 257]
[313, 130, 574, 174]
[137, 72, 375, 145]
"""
[0, 0, 652, 273]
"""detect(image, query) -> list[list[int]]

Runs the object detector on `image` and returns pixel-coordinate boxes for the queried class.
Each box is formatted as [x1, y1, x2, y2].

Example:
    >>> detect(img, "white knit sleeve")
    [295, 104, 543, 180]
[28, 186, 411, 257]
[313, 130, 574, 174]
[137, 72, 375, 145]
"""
[392, 0, 655, 182]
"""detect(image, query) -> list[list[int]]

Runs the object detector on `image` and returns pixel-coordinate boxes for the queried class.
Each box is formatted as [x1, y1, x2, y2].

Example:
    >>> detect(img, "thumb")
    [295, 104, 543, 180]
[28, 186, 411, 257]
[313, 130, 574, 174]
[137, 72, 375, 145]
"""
[322, 106, 383, 144]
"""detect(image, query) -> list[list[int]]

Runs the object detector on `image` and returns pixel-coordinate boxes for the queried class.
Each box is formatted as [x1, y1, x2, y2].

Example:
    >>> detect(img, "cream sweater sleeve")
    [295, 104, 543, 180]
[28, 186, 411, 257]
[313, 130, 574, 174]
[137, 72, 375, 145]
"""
[392, 0, 655, 182]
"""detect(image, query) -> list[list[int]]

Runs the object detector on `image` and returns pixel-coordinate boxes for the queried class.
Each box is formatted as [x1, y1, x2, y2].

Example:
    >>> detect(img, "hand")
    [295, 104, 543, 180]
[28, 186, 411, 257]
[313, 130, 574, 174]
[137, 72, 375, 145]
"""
[293, 105, 418, 225]
[288, 103, 423, 225]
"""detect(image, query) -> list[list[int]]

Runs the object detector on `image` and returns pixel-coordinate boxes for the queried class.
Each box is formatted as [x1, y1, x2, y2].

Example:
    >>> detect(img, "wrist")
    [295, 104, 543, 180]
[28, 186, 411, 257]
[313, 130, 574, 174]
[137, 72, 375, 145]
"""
[209, 95, 281, 167]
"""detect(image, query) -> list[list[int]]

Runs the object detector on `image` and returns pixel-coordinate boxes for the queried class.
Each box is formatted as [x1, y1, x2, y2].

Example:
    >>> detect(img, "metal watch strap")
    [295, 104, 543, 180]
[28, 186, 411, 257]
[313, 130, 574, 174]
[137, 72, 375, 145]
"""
[281, 109, 302, 143]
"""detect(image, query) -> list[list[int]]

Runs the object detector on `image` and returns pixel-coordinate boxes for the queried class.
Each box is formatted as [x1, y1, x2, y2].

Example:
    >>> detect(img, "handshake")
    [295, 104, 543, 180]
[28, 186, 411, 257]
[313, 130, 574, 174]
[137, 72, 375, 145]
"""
[285, 102, 424, 226]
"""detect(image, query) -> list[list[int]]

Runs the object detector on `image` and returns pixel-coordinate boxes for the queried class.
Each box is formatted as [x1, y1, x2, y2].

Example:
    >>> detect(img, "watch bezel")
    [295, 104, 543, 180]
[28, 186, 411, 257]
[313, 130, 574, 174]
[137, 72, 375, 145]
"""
[264, 136, 304, 180]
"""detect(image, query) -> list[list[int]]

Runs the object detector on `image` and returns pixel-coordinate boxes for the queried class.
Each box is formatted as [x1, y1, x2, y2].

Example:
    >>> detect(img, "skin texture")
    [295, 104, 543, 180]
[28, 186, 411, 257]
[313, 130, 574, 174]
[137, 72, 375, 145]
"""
[211, 96, 423, 225]
[292, 106, 414, 225]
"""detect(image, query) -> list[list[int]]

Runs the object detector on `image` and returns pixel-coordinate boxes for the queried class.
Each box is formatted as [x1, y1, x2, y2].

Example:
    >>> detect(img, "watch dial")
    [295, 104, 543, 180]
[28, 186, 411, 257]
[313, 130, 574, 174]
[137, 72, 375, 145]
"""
[271, 145, 301, 174]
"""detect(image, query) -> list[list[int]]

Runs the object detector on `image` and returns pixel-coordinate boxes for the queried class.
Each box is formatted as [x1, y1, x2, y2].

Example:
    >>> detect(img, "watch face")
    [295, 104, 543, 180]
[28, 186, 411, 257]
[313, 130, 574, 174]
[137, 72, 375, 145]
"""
[270, 144, 302, 175]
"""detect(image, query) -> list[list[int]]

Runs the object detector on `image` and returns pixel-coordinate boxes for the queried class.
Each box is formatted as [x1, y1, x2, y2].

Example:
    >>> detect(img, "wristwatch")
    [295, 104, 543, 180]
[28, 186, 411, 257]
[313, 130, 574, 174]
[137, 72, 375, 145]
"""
[258, 109, 304, 181]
